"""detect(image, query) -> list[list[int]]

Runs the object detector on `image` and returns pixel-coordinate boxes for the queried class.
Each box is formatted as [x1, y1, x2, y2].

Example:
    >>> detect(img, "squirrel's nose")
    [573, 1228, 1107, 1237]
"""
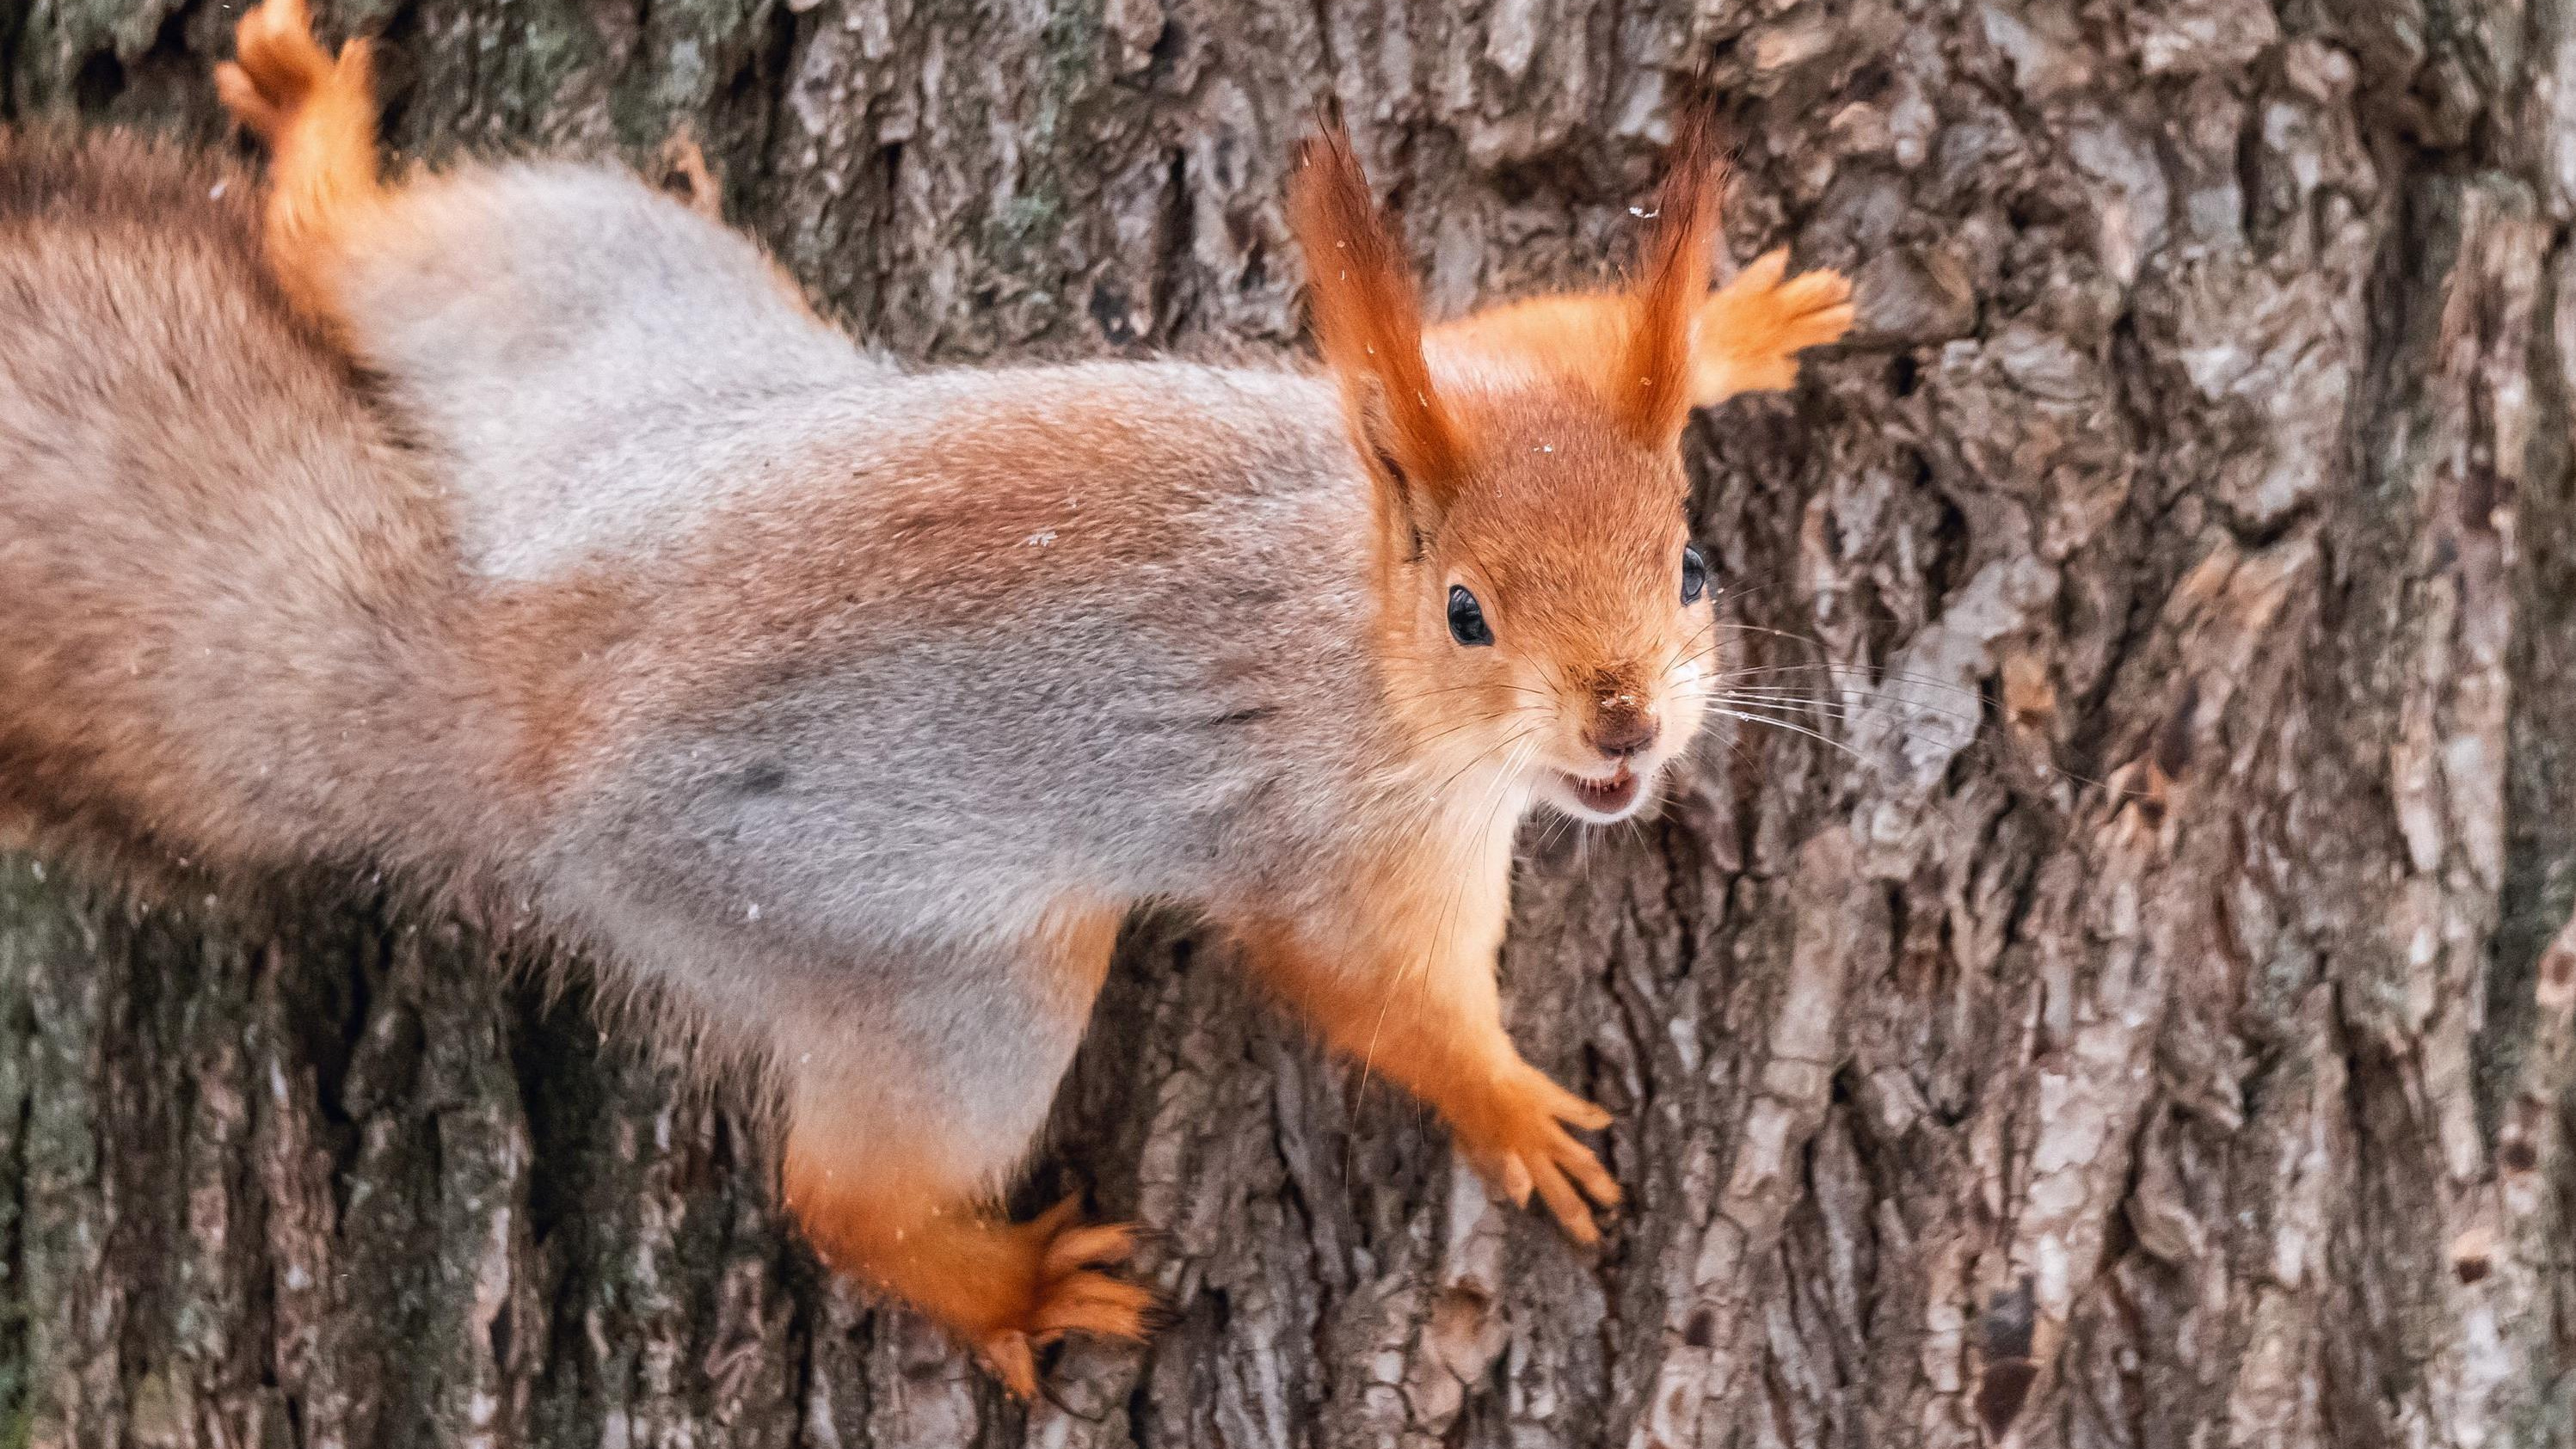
[1587, 697, 1659, 760]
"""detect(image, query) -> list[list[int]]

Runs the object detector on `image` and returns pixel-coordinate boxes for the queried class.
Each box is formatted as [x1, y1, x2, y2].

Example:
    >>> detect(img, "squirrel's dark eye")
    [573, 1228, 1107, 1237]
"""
[1447, 586, 1494, 647]
[1680, 544, 1708, 605]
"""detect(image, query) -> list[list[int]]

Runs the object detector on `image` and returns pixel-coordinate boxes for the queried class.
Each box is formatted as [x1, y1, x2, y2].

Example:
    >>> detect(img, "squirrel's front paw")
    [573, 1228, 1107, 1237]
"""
[1454, 1061, 1621, 1243]
[1696, 248, 1857, 398]
[973, 1196, 1158, 1397]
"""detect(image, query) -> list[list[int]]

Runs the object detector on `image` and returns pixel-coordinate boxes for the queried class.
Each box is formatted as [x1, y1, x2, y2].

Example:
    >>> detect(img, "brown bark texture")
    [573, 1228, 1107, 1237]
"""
[5, 0, 2576, 1443]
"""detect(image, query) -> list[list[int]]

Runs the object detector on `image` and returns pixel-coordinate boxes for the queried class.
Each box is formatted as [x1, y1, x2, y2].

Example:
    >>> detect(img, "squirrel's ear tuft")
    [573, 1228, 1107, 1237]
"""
[1618, 99, 1727, 445]
[1288, 118, 1466, 523]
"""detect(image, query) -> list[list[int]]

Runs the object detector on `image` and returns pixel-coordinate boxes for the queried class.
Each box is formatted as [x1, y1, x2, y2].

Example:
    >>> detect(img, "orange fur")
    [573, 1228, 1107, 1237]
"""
[779, 893, 1149, 1397]
[1427, 254, 1853, 412]
[1230, 879, 1621, 1243]
[780, 1161, 1154, 1397]
[1432, 253, 1854, 414]
[653, 126, 724, 221]
[1224, 772, 1623, 1243]
[183, 14, 1859, 1395]
[1416, 101, 1850, 422]
[1690, 249, 1855, 401]
[1260, 116, 1850, 1244]
[1619, 106, 1724, 443]
[1286, 121, 1467, 519]
[1030, 894, 1126, 1014]
[212, 0, 384, 336]
[220, 0, 827, 355]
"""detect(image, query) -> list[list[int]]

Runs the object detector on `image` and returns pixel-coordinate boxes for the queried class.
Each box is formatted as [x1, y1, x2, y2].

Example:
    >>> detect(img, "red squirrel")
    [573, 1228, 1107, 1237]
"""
[1, 0, 1852, 1395]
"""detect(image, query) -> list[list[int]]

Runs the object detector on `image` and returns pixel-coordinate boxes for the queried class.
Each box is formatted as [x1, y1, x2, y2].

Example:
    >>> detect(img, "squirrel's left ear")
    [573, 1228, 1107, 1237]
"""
[1615, 103, 1725, 445]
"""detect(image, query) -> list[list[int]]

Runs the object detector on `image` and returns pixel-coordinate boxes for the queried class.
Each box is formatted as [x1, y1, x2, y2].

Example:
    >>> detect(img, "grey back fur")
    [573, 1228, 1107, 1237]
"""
[323, 161, 1503, 1147]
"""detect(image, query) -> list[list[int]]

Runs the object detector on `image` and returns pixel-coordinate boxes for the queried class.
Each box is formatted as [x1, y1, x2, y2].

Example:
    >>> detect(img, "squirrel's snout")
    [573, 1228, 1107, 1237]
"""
[1584, 697, 1660, 761]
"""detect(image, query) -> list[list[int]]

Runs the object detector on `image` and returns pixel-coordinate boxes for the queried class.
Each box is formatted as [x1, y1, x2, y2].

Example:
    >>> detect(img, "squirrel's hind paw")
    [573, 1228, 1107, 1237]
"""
[974, 1198, 1157, 1396]
[218, 0, 362, 144]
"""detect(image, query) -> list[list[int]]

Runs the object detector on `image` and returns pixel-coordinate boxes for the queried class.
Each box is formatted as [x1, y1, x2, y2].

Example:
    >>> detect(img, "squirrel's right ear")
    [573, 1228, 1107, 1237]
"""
[1288, 120, 1466, 530]
[1617, 101, 1725, 444]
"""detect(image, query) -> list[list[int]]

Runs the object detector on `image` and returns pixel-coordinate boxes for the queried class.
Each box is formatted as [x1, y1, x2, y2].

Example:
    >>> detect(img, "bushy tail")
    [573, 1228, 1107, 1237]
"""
[213, 0, 382, 335]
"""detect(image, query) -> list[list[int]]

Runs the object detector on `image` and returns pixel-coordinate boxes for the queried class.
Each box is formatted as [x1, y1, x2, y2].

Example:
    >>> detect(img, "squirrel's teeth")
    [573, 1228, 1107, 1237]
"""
[1576, 767, 1635, 805]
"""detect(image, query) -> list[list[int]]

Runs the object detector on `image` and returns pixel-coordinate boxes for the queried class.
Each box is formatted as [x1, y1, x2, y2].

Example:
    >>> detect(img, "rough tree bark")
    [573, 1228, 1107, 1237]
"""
[4, 0, 2575, 1443]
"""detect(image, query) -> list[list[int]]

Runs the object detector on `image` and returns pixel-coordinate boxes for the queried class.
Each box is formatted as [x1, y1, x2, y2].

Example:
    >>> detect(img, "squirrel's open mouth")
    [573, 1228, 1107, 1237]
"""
[1556, 765, 1640, 820]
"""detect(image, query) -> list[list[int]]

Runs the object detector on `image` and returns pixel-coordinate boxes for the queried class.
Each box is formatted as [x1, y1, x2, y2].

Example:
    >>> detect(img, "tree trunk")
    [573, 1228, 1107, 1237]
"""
[6, 0, 2575, 1443]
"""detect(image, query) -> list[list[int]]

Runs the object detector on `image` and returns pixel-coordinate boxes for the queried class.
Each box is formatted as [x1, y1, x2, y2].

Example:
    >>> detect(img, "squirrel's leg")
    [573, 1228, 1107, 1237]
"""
[1423, 255, 1853, 406]
[775, 899, 1153, 1397]
[1227, 868, 1622, 1243]
[213, 0, 384, 335]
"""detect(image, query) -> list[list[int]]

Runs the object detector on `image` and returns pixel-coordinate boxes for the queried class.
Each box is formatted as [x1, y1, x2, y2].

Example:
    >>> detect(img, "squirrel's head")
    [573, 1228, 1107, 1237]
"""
[1288, 114, 1732, 826]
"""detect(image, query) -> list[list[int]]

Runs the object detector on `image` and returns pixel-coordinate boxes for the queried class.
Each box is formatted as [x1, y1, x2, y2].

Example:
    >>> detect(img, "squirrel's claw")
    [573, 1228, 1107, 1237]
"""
[1030, 1274, 1159, 1341]
[1459, 1060, 1621, 1243]
[1041, 1219, 1138, 1279]
[979, 1331, 1042, 1399]
[969, 1196, 1157, 1398]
